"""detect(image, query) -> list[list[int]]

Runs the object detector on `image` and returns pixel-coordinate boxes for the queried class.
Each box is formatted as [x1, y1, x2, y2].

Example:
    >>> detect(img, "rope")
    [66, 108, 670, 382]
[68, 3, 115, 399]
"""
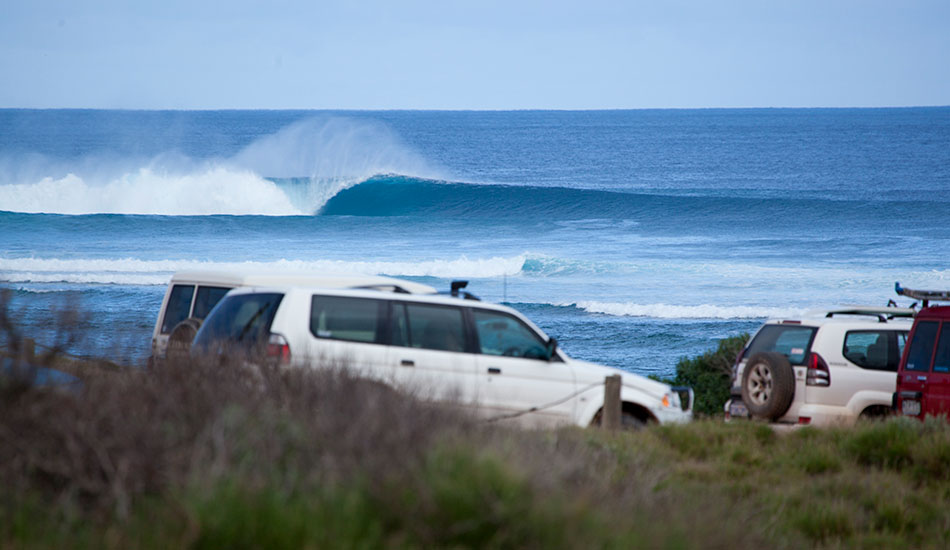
[482, 380, 606, 423]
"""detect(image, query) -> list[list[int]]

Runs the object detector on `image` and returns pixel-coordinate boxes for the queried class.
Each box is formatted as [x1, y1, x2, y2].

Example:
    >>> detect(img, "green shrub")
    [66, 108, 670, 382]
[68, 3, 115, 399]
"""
[671, 333, 749, 416]
[187, 484, 385, 550]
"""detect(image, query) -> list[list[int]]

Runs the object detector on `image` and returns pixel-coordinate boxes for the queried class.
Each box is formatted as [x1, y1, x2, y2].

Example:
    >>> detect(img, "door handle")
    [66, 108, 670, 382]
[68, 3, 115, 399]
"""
[401, 359, 415, 367]
[488, 367, 501, 374]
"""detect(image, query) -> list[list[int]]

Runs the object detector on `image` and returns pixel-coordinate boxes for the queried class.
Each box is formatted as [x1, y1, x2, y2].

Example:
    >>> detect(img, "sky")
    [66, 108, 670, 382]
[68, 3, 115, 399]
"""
[1, 0, 949, 110]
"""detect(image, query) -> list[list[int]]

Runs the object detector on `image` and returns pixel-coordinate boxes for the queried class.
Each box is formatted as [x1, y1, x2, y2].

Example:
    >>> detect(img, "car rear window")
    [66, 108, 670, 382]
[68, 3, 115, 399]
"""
[905, 321, 940, 372]
[192, 286, 233, 319]
[746, 324, 817, 365]
[161, 284, 195, 334]
[192, 293, 284, 350]
[310, 295, 386, 344]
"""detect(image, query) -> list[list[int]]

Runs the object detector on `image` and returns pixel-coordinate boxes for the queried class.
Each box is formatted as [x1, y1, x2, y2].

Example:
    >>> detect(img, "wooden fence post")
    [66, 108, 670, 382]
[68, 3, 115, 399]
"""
[603, 374, 621, 431]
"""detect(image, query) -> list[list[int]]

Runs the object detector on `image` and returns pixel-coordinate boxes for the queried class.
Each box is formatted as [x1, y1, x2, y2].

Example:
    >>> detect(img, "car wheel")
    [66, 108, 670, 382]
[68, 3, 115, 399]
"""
[621, 411, 647, 430]
[741, 352, 795, 421]
[591, 408, 649, 430]
[166, 317, 202, 362]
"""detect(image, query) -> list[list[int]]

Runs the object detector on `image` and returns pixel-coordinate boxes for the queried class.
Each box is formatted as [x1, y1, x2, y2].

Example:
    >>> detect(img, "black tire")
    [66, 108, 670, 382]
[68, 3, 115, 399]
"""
[591, 407, 650, 430]
[166, 317, 202, 361]
[741, 352, 795, 421]
[621, 411, 647, 430]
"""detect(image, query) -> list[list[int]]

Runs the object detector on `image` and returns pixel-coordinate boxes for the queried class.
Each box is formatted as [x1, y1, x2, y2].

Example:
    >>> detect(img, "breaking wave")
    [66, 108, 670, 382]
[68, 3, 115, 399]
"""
[0, 168, 303, 216]
[0, 117, 440, 215]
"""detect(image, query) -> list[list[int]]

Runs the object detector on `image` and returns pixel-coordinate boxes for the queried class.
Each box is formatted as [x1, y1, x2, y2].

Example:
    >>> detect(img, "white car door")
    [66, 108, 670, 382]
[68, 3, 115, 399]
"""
[305, 294, 394, 381]
[387, 302, 479, 405]
[470, 308, 576, 427]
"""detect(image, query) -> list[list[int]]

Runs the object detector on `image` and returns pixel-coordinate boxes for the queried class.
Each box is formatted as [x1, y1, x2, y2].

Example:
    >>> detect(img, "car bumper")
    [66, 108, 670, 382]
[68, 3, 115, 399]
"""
[654, 404, 693, 424]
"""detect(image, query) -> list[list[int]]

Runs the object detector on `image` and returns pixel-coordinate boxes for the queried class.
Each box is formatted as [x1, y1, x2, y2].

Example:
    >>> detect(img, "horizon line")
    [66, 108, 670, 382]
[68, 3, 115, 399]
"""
[1, 104, 949, 113]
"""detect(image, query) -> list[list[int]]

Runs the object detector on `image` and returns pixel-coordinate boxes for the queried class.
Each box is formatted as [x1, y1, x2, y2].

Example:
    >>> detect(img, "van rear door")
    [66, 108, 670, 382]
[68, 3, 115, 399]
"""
[899, 320, 942, 417]
[927, 322, 950, 416]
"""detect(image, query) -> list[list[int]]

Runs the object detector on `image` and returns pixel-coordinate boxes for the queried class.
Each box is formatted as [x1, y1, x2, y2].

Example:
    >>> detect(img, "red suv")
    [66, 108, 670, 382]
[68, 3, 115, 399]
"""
[894, 283, 950, 419]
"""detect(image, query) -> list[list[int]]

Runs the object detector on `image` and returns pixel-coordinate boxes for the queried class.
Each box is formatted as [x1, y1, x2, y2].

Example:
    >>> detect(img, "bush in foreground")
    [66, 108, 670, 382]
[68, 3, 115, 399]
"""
[0, 355, 774, 549]
[3, 297, 950, 549]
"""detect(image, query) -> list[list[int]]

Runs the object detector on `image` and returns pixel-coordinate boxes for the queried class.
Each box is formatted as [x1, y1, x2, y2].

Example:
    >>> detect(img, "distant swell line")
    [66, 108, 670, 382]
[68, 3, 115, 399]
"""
[0, 255, 529, 284]
[568, 301, 807, 319]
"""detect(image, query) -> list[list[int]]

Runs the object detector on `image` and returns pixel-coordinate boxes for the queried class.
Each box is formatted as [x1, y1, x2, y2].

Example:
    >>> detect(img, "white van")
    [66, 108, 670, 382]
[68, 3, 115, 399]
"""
[190, 284, 694, 428]
[150, 271, 437, 360]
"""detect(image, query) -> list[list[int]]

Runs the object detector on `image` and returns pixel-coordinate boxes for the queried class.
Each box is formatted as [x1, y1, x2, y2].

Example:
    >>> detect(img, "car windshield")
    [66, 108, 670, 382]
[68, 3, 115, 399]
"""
[192, 293, 284, 353]
[746, 324, 817, 365]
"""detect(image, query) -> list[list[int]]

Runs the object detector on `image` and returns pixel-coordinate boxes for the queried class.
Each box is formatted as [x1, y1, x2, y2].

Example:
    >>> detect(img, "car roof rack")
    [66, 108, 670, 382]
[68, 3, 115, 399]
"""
[351, 284, 413, 294]
[822, 306, 917, 323]
[437, 280, 481, 301]
[895, 282, 950, 308]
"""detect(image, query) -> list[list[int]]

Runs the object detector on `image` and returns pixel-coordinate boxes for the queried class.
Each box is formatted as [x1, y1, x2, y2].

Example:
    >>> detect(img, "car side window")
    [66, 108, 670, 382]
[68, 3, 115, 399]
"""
[401, 303, 465, 352]
[192, 286, 232, 319]
[310, 295, 385, 344]
[391, 303, 410, 347]
[933, 325, 950, 373]
[843, 330, 899, 371]
[161, 284, 195, 334]
[473, 309, 548, 360]
[905, 321, 939, 372]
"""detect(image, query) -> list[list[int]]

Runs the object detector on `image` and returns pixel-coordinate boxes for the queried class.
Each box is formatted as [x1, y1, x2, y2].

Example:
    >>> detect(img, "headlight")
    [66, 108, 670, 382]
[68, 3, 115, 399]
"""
[662, 391, 681, 408]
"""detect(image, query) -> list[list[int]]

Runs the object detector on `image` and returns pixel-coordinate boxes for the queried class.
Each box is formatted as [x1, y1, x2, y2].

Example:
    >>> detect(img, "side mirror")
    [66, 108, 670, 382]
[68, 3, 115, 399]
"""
[544, 338, 558, 361]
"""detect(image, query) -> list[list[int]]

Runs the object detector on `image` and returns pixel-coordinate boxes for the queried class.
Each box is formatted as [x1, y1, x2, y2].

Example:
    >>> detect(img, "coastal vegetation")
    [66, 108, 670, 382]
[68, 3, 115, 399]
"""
[668, 333, 750, 416]
[2, 300, 948, 549]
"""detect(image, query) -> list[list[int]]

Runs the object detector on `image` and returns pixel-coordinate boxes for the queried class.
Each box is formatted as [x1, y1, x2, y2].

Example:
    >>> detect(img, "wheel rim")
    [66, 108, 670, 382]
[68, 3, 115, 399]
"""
[747, 362, 772, 405]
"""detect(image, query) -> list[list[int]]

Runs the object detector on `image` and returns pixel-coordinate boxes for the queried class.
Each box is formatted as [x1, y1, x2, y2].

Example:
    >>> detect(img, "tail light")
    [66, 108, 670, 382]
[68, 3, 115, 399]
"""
[266, 333, 291, 364]
[732, 347, 747, 382]
[806, 352, 830, 387]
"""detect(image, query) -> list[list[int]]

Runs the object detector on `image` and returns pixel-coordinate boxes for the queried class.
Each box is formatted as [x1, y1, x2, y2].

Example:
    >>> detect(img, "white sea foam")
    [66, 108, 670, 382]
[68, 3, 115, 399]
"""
[0, 167, 302, 215]
[0, 255, 528, 285]
[571, 301, 808, 319]
[0, 117, 441, 216]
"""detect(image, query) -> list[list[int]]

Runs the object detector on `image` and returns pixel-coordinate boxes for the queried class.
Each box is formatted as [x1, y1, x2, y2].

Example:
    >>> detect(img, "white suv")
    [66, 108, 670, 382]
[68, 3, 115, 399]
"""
[726, 307, 914, 426]
[191, 282, 693, 428]
[151, 271, 437, 361]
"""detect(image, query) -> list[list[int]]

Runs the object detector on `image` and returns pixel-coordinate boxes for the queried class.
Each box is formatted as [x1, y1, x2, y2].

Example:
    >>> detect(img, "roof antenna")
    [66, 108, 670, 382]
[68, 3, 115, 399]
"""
[503, 273, 508, 304]
[451, 280, 468, 297]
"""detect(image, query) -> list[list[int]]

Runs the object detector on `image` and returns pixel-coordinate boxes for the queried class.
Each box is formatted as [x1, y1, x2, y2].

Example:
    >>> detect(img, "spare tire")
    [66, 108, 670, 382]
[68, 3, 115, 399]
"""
[741, 352, 795, 421]
[166, 317, 203, 362]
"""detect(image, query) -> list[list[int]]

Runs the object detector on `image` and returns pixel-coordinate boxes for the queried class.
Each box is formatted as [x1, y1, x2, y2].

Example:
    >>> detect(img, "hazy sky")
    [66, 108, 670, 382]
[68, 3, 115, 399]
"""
[2, 0, 948, 109]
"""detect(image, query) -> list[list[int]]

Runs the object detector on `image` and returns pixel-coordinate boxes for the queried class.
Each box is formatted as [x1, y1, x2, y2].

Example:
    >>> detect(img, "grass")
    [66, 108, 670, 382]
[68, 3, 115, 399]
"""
[3, 296, 950, 548]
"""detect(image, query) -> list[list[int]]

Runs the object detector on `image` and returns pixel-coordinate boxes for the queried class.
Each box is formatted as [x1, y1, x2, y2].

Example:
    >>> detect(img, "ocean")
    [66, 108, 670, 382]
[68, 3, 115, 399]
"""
[1, 108, 949, 377]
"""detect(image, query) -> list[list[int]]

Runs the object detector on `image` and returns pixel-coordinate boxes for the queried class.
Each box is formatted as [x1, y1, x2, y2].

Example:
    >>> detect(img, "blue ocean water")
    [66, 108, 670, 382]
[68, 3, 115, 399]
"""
[1, 108, 949, 377]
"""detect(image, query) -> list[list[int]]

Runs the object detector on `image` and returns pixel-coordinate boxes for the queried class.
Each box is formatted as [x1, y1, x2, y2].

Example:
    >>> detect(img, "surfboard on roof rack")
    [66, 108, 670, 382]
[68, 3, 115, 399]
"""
[820, 306, 917, 322]
[895, 282, 950, 308]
